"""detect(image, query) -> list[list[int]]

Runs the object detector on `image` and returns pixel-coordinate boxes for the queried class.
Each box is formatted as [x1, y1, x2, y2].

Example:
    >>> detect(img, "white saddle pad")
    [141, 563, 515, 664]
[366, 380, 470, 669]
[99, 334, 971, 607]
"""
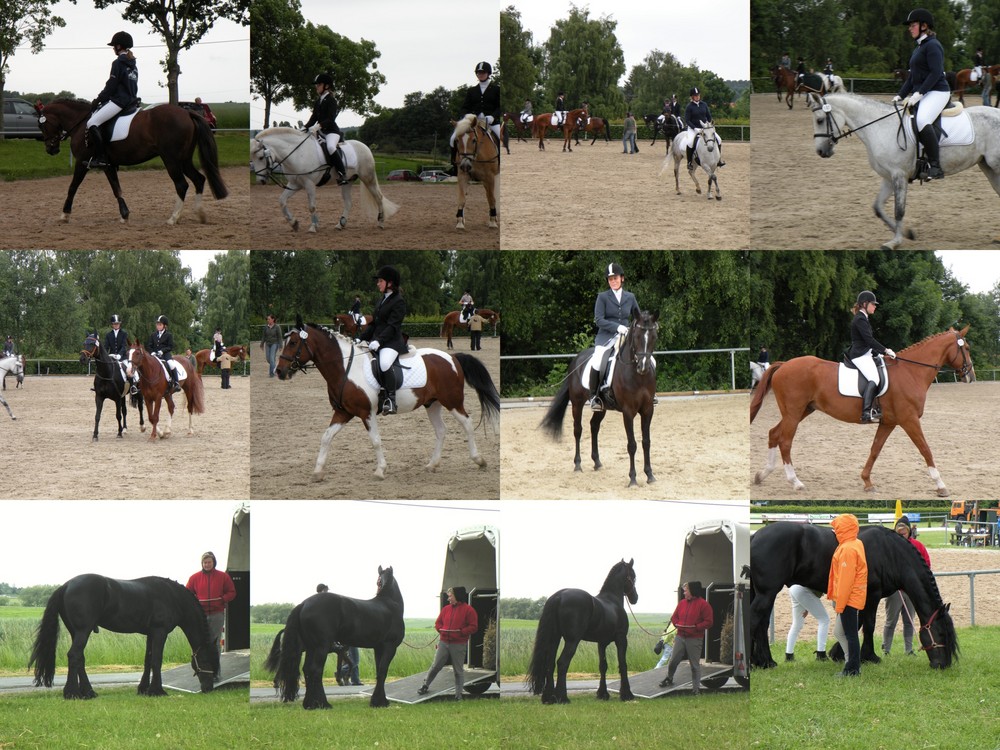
[362, 349, 432, 391]
[310, 139, 359, 171]
[110, 112, 139, 143]
[837, 362, 888, 398]
[906, 110, 975, 147]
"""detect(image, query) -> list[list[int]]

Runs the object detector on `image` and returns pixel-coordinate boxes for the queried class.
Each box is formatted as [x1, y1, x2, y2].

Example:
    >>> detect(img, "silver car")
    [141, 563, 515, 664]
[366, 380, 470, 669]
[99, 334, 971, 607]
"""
[2, 98, 42, 138]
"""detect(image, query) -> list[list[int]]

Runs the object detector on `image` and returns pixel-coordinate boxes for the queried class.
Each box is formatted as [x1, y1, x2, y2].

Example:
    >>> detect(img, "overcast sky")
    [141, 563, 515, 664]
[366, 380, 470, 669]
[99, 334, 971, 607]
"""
[935, 250, 1000, 295]
[5, 1, 248, 105]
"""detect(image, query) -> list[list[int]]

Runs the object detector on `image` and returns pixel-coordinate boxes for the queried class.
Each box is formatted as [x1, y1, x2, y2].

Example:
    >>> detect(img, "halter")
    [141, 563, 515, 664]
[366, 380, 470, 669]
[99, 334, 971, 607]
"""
[457, 120, 500, 167]
[918, 605, 949, 652]
[190, 650, 216, 677]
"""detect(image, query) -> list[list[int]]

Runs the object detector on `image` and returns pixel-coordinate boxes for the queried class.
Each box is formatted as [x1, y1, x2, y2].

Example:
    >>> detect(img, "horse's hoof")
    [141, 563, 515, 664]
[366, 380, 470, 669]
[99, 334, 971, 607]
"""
[596, 691, 610, 701]
[627, 479, 638, 488]
[905, 228, 916, 240]
[92, 436, 98, 442]
[675, 189, 681, 195]
[695, 188, 702, 195]
[715, 195, 722, 201]
[937, 487, 950, 498]
[308, 225, 317, 234]
[425, 463, 438, 472]
[863, 484, 876, 493]
[455, 222, 465, 230]
[291, 220, 299, 232]
[311, 472, 324, 483]
[374, 468, 386, 480]
[646, 474, 657, 484]
[753, 472, 764, 484]
[166, 217, 176, 226]
[58, 214, 70, 224]
[794, 482, 805, 491]
[574, 464, 582, 473]
[620, 692, 635, 702]
[474, 456, 486, 468]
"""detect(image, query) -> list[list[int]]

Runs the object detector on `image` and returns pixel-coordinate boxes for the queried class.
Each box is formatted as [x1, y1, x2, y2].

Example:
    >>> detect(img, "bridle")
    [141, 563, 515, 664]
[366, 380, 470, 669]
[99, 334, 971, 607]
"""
[457, 121, 499, 167]
[625, 319, 658, 374]
[891, 332, 973, 381]
[277, 329, 316, 375]
[39, 107, 90, 153]
[811, 95, 913, 151]
[918, 605, 949, 652]
[251, 133, 321, 185]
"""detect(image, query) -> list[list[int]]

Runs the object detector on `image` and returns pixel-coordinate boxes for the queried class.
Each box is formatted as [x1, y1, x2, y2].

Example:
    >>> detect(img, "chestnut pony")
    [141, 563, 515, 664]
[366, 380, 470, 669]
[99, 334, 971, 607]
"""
[127, 342, 206, 440]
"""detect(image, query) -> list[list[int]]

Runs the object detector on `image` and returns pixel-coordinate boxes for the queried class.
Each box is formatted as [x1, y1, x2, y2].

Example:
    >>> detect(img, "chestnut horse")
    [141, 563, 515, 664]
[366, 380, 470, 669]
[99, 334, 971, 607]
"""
[37, 98, 228, 225]
[440, 308, 500, 349]
[771, 65, 797, 109]
[277, 321, 500, 480]
[573, 115, 611, 145]
[334, 314, 371, 337]
[127, 342, 206, 440]
[750, 327, 974, 497]
[194, 345, 247, 374]
[953, 64, 1000, 105]
[502, 112, 532, 143]
[451, 115, 499, 230]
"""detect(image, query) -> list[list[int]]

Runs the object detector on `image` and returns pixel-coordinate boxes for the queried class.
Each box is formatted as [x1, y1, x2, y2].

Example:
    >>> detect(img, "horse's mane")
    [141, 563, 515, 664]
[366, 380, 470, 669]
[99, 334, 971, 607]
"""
[257, 126, 306, 139]
[869, 526, 945, 607]
[898, 328, 957, 355]
[453, 114, 477, 137]
[600, 560, 631, 592]
[49, 98, 91, 110]
[825, 92, 894, 117]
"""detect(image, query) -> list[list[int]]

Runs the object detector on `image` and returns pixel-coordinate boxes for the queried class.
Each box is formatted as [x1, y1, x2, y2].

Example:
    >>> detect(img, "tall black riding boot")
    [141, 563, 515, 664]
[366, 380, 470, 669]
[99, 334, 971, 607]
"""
[860, 380, 878, 423]
[686, 144, 695, 171]
[382, 387, 398, 415]
[86, 126, 109, 169]
[587, 368, 604, 411]
[917, 125, 944, 180]
[330, 148, 349, 185]
[717, 141, 725, 167]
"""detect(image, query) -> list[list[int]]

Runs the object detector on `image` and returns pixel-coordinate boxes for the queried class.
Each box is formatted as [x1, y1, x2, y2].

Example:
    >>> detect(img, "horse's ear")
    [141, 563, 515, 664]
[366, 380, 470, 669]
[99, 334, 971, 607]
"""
[628, 558, 634, 567]
[960, 325, 970, 336]
[295, 313, 304, 330]
[378, 565, 384, 574]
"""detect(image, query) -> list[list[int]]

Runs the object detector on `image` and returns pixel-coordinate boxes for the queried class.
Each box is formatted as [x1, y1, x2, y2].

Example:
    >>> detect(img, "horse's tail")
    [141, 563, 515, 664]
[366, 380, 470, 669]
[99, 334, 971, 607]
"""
[354, 141, 399, 223]
[454, 353, 500, 431]
[749, 362, 782, 423]
[602, 118, 610, 140]
[186, 371, 206, 415]
[539, 378, 571, 440]
[269, 604, 305, 702]
[192, 114, 229, 200]
[525, 594, 560, 695]
[29, 584, 66, 687]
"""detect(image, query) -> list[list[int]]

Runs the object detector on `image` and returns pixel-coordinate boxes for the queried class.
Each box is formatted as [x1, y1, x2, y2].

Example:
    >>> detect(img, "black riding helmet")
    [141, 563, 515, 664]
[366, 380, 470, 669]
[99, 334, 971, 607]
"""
[110, 314, 121, 324]
[373, 265, 400, 288]
[156, 314, 169, 326]
[108, 31, 133, 49]
[475, 61, 492, 76]
[690, 86, 701, 96]
[905, 8, 934, 27]
[857, 290, 879, 306]
[605, 262, 624, 278]
[314, 73, 333, 87]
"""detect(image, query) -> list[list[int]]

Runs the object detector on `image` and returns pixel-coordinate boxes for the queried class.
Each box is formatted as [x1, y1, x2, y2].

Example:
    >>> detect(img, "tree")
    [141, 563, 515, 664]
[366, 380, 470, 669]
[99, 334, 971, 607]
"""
[0, 0, 69, 141]
[543, 5, 625, 114]
[250, 0, 308, 128]
[499, 6, 540, 115]
[202, 251, 250, 349]
[93, 0, 249, 104]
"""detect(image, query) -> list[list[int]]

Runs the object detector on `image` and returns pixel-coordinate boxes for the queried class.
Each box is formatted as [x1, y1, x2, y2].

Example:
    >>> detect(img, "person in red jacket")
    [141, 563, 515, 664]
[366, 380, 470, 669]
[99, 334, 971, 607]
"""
[882, 515, 930, 656]
[417, 586, 478, 700]
[827, 514, 868, 677]
[186, 551, 236, 676]
[658, 580, 714, 694]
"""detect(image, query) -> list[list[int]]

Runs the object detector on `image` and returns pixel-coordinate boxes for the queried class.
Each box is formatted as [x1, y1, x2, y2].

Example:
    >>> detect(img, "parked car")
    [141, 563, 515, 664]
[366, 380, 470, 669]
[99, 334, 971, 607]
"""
[419, 169, 450, 182]
[2, 98, 42, 138]
[387, 169, 421, 181]
[142, 101, 217, 129]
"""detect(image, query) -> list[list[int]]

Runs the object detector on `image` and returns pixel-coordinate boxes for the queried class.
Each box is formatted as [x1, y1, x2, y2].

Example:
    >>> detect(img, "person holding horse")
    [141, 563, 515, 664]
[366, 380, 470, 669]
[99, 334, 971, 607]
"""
[623, 111, 637, 154]
[304, 73, 349, 186]
[784, 585, 830, 661]
[359, 265, 407, 415]
[85, 31, 139, 169]
[658, 581, 713, 693]
[186, 551, 236, 676]
[417, 586, 478, 700]
[827, 514, 868, 677]
[147, 314, 181, 393]
[587, 262, 640, 411]
[849, 290, 896, 424]
[260, 314, 282, 378]
[882, 515, 931, 656]
[684, 87, 725, 171]
[448, 61, 502, 176]
[893, 9, 949, 181]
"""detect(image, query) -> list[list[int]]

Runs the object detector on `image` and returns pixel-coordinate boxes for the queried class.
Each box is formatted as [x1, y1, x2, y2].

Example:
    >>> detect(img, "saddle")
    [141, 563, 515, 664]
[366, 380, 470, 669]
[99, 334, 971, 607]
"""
[99, 104, 139, 144]
[586, 346, 620, 410]
[369, 356, 412, 414]
[459, 305, 475, 324]
[837, 355, 889, 398]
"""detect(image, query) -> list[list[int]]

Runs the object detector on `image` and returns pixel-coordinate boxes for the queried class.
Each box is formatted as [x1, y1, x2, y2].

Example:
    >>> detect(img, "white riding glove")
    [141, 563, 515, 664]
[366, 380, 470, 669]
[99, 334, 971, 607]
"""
[616, 325, 629, 335]
[891, 95, 902, 104]
[369, 340, 380, 352]
[309, 123, 322, 134]
[908, 92, 923, 105]
[155, 350, 162, 357]
[884, 348, 896, 359]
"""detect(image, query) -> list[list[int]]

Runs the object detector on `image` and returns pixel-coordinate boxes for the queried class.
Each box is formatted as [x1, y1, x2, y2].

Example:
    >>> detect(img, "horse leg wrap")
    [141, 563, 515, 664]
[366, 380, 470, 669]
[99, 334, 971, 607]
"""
[489, 207, 497, 217]
[456, 208, 464, 218]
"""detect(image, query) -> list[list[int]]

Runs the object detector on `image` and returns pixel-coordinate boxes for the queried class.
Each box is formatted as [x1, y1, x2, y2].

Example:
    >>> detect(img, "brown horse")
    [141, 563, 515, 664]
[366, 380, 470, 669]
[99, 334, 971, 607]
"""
[440, 308, 500, 349]
[334, 314, 371, 337]
[750, 327, 974, 497]
[502, 112, 532, 143]
[194, 345, 247, 375]
[771, 66, 797, 109]
[277, 321, 500, 480]
[36, 99, 228, 225]
[573, 115, 611, 145]
[953, 64, 1000, 105]
[531, 113, 561, 150]
[127, 342, 206, 440]
[451, 115, 499, 230]
[559, 107, 590, 152]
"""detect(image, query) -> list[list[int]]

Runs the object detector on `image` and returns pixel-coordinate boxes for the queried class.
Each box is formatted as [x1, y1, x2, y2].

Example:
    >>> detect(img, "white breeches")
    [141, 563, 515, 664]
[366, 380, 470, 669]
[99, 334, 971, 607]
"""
[378, 348, 398, 372]
[915, 89, 949, 130]
[87, 101, 122, 129]
[325, 132, 341, 151]
[851, 352, 879, 382]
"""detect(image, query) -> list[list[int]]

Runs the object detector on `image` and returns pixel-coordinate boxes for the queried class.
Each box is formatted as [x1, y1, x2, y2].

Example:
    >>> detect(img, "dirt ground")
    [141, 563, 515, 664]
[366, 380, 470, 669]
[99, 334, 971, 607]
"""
[248, 181, 500, 250]
[2, 372, 249, 499]
[501, 135, 750, 250]
[500, 393, 750, 500]
[750, 93, 1000, 249]
[0, 167, 250, 250]
[750, 382, 1000, 499]
[250, 335, 500, 500]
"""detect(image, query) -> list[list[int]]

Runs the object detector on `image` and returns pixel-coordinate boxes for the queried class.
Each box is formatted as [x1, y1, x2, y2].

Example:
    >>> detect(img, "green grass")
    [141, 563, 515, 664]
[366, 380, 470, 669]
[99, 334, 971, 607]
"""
[751, 626, 1000, 749]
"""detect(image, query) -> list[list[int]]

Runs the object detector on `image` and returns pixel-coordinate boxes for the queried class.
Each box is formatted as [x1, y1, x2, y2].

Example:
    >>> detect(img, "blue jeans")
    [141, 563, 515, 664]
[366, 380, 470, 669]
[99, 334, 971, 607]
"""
[264, 342, 279, 376]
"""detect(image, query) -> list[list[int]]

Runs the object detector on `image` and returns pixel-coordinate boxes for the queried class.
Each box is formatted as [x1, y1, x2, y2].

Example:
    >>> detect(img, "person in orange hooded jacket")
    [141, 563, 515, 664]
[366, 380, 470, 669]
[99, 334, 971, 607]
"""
[827, 514, 868, 676]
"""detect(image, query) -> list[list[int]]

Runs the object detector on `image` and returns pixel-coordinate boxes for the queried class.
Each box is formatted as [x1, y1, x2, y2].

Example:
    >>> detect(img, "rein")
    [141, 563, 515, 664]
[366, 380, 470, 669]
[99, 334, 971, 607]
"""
[812, 97, 903, 145]
[891, 333, 972, 379]
[252, 132, 325, 186]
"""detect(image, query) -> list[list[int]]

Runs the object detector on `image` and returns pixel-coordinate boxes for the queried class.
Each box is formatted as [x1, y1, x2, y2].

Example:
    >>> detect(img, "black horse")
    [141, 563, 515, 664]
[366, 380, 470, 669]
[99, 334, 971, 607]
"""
[540, 311, 658, 487]
[642, 113, 683, 146]
[29, 573, 219, 698]
[80, 331, 143, 441]
[527, 559, 637, 704]
[748, 523, 958, 670]
[264, 566, 404, 709]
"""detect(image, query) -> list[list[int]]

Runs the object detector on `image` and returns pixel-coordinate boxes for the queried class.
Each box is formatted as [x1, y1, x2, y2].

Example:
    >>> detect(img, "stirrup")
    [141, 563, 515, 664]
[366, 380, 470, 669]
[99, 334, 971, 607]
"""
[129, 385, 139, 396]
[925, 164, 944, 180]
[589, 395, 604, 412]
[686, 161, 695, 172]
[87, 157, 109, 169]
[382, 398, 397, 415]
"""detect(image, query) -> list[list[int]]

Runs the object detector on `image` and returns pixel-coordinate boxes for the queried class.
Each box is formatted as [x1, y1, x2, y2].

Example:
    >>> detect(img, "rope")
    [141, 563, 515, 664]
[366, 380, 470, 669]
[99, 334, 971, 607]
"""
[626, 598, 663, 638]
[401, 634, 439, 649]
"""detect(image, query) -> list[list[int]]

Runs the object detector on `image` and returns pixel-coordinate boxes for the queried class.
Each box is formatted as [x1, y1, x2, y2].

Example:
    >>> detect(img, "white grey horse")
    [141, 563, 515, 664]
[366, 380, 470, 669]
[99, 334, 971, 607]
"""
[662, 122, 722, 201]
[250, 127, 398, 232]
[750, 361, 767, 390]
[0, 354, 23, 420]
[811, 93, 1000, 249]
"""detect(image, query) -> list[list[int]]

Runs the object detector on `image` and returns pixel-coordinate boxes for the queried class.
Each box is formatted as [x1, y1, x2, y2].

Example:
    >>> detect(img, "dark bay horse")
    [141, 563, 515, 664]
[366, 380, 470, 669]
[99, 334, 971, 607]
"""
[502, 112, 532, 143]
[751, 327, 974, 496]
[80, 332, 143, 440]
[540, 311, 659, 487]
[264, 566, 404, 709]
[748, 523, 958, 670]
[573, 115, 611, 145]
[451, 115, 499, 230]
[277, 321, 500, 480]
[526, 559, 637, 704]
[37, 99, 228, 225]
[194, 345, 247, 375]
[334, 314, 371, 337]
[127, 342, 206, 440]
[29, 573, 219, 698]
[641, 113, 682, 146]
[771, 65, 797, 108]
[440, 308, 500, 349]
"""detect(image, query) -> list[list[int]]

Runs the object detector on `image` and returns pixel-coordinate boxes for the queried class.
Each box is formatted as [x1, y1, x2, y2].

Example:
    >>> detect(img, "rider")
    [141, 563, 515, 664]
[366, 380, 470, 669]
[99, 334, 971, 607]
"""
[212, 328, 224, 361]
[972, 47, 985, 81]
[304, 73, 348, 186]
[147, 314, 181, 393]
[849, 291, 896, 424]
[86, 31, 139, 169]
[553, 90, 567, 128]
[757, 345, 770, 370]
[349, 295, 364, 330]
[520, 98, 533, 125]
[587, 263, 640, 412]
[780, 51, 792, 70]
[894, 8, 949, 181]
[448, 61, 502, 175]
[105, 314, 140, 395]
[796, 56, 807, 82]
[823, 58, 835, 89]
[684, 86, 725, 171]
[458, 289, 475, 323]
[360, 266, 407, 415]
[2, 335, 13, 356]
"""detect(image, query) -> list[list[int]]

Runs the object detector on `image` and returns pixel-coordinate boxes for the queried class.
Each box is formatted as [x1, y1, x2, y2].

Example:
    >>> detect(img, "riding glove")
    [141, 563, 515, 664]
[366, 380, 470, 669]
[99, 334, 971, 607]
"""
[891, 95, 902, 103]
[369, 340, 381, 352]
[309, 123, 322, 134]
[885, 348, 896, 359]
[909, 92, 923, 105]
[616, 325, 629, 335]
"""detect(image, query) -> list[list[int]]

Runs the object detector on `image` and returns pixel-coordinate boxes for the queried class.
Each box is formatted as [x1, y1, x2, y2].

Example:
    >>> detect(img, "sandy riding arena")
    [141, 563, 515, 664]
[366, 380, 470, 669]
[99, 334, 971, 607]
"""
[501, 136, 749, 250]
[750, 93, 1000, 249]
[751, 381, 1000, 499]
[0, 168, 249, 250]
[3, 373, 249, 499]
[500, 392, 749, 500]
[250, 336, 500, 500]
[248, 181, 500, 250]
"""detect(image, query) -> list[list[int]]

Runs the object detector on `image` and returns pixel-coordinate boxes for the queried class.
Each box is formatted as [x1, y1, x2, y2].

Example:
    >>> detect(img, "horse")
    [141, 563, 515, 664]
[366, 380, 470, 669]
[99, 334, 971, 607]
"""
[573, 115, 611, 145]
[771, 65, 797, 108]
[663, 123, 722, 201]
[0, 353, 23, 420]
[526, 559, 637, 704]
[276, 320, 500, 481]
[641, 113, 682, 146]
[559, 107, 590, 152]
[952, 64, 1000, 105]
[29, 573, 219, 698]
[334, 314, 371, 337]
[810, 93, 1000, 249]
[36, 98, 228, 225]
[126, 342, 206, 440]
[750, 361, 767, 391]
[530, 113, 561, 150]
[502, 111, 532, 143]
[194, 344, 247, 375]
[748, 523, 958, 670]
[450, 115, 499, 230]
[264, 566, 404, 709]
[440, 308, 500, 349]
[79, 332, 143, 441]
[751, 327, 974, 497]
[796, 72, 845, 106]
[250, 127, 398, 233]
[539, 311, 658, 487]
